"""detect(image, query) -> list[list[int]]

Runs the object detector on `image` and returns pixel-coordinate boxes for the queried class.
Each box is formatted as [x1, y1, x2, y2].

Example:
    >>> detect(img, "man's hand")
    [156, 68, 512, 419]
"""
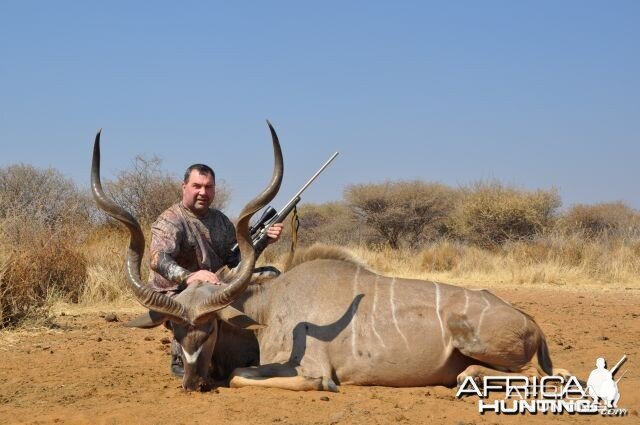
[266, 223, 283, 244]
[186, 270, 221, 285]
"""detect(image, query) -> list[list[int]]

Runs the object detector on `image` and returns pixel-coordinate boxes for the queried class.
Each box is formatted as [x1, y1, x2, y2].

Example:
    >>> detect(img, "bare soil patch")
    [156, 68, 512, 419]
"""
[1, 288, 638, 424]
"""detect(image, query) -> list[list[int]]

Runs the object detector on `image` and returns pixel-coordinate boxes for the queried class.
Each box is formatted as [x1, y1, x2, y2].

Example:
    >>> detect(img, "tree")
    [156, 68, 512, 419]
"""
[344, 181, 456, 249]
[0, 164, 89, 229]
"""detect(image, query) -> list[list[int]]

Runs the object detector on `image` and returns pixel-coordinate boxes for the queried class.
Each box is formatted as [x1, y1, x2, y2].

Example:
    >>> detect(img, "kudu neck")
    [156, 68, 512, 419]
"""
[230, 281, 274, 327]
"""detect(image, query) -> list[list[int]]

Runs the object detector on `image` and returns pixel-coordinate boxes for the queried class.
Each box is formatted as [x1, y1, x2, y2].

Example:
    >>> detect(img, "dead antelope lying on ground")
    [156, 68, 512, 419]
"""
[92, 125, 568, 392]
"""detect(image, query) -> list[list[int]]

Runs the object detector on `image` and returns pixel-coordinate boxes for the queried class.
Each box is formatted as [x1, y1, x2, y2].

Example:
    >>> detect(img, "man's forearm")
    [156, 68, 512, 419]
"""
[151, 251, 191, 284]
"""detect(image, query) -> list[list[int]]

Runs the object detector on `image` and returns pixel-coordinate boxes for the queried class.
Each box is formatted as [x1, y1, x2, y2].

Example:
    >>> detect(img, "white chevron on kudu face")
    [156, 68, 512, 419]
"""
[182, 345, 204, 364]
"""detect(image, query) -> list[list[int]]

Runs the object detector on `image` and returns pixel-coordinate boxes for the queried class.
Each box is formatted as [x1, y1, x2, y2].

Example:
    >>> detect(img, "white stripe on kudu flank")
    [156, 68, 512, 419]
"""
[477, 296, 491, 334]
[371, 275, 386, 348]
[434, 282, 445, 346]
[389, 278, 410, 350]
[351, 266, 360, 358]
[181, 345, 204, 364]
[463, 292, 469, 316]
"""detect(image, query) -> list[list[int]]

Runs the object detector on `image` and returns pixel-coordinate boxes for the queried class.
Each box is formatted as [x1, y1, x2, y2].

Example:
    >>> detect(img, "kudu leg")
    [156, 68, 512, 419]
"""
[456, 363, 545, 389]
[229, 364, 338, 392]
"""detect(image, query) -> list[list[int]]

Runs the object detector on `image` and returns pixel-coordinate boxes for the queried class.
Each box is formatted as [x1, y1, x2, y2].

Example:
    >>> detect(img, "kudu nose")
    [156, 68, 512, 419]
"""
[182, 374, 212, 392]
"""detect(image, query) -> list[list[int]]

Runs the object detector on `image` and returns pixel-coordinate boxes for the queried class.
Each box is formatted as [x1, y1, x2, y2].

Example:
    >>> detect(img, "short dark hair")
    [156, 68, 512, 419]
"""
[183, 164, 215, 183]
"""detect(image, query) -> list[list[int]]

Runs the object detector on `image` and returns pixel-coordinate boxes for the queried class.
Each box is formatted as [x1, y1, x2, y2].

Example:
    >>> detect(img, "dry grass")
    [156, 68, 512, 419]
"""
[79, 226, 152, 304]
[3, 220, 638, 329]
[340, 236, 639, 289]
[0, 220, 87, 327]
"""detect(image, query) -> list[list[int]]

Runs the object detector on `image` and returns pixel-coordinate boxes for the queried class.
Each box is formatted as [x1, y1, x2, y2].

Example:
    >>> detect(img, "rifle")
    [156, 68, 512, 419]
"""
[230, 151, 339, 256]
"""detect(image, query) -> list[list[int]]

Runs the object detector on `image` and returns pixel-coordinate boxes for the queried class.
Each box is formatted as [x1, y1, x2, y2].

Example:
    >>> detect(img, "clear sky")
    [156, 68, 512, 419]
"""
[1, 1, 638, 215]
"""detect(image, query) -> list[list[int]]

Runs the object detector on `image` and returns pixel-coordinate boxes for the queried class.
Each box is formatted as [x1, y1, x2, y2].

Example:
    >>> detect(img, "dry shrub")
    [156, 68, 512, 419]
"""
[450, 181, 560, 248]
[0, 230, 86, 326]
[345, 181, 456, 249]
[420, 241, 463, 272]
[548, 234, 586, 267]
[0, 165, 89, 327]
[0, 221, 88, 327]
[449, 245, 497, 276]
[558, 202, 640, 239]
[505, 239, 552, 265]
[0, 164, 91, 226]
[296, 202, 359, 246]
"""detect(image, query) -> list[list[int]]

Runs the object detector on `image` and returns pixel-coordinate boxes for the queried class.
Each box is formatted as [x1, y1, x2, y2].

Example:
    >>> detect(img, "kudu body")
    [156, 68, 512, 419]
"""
[93, 125, 565, 392]
[209, 251, 563, 391]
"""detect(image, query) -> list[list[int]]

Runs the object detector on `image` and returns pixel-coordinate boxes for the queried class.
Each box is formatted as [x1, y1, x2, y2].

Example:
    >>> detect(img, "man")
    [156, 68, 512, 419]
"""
[148, 163, 283, 376]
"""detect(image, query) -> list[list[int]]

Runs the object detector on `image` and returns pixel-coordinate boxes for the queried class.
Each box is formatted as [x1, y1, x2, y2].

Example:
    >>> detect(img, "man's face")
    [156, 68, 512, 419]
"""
[182, 170, 215, 216]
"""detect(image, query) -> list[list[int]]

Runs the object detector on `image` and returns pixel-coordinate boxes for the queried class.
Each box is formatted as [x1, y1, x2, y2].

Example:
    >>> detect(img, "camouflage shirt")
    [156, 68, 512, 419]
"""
[147, 203, 239, 292]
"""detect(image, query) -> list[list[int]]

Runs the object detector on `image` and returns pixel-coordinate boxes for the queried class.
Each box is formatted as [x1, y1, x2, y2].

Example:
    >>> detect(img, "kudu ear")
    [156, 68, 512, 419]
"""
[217, 306, 266, 330]
[124, 310, 167, 329]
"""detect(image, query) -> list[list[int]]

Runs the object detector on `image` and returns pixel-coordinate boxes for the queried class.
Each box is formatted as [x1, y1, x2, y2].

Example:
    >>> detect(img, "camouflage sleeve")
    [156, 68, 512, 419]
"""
[149, 217, 191, 284]
[222, 215, 240, 268]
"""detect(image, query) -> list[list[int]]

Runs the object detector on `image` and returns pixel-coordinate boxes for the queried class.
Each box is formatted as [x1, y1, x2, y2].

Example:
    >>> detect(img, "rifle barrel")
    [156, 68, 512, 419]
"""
[275, 152, 339, 217]
[292, 152, 339, 201]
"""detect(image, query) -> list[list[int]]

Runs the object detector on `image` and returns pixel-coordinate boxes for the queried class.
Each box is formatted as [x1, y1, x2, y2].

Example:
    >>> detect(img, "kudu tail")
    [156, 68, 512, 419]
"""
[537, 335, 554, 376]
[535, 330, 577, 381]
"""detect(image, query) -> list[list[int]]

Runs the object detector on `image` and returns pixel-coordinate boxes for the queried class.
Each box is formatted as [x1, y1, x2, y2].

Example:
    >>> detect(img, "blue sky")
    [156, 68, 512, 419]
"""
[1, 1, 638, 215]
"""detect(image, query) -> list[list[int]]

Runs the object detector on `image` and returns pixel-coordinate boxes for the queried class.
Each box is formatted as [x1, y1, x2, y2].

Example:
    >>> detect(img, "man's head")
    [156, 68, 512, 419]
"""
[182, 164, 216, 216]
[596, 357, 606, 368]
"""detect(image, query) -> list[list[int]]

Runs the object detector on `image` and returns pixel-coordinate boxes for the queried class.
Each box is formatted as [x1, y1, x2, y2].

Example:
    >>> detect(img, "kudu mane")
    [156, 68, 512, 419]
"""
[282, 243, 370, 273]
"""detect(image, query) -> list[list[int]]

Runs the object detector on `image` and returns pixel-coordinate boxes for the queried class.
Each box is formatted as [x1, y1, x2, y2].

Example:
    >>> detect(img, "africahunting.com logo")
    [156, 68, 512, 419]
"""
[456, 355, 629, 416]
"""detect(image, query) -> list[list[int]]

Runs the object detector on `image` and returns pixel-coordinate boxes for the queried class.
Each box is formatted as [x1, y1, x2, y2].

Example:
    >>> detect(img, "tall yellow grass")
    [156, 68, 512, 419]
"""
[2, 220, 637, 328]
[345, 237, 639, 288]
[80, 226, 151, 304]
[0, 213, 87, 326]
[79, 228, 638, 311]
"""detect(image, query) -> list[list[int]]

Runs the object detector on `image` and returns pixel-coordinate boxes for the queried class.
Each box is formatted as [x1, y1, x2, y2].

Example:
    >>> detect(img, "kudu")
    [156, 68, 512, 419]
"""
[93, 126, 568, 392]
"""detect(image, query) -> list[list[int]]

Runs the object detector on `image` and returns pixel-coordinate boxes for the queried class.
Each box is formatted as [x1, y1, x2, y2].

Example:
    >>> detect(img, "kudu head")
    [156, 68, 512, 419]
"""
[91, 122, 283, 391]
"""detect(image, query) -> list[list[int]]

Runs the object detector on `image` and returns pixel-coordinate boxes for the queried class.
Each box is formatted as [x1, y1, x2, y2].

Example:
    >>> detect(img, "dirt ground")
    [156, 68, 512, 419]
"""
[1, 287, 638, 424]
